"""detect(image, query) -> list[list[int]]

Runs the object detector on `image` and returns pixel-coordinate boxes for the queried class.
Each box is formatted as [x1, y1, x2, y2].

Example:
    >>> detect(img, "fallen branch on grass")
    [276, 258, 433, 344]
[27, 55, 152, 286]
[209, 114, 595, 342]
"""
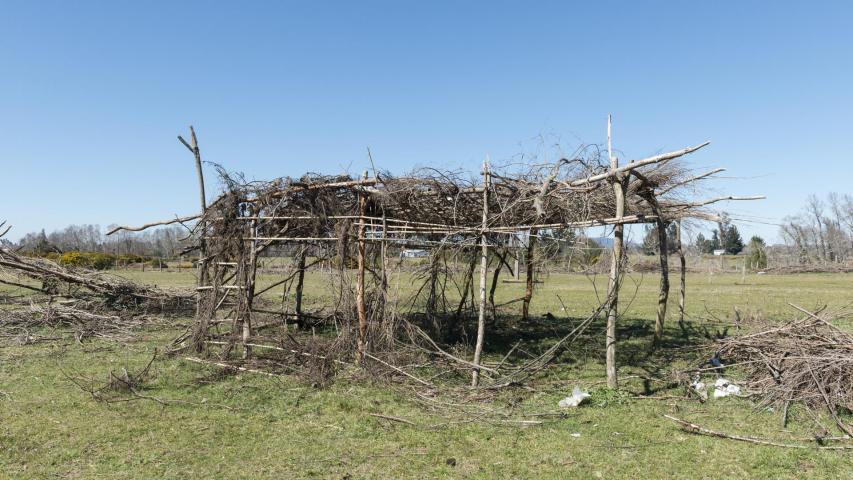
[663, 415, 853, 450]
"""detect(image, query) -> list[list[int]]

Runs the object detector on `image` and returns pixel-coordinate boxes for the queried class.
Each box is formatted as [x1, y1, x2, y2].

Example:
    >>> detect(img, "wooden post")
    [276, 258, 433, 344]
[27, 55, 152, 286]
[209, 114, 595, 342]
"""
[472, 158, 490, 387]
[178, 127, 208, 288]
[294, 247, 307, 328]
[356, 171, 369, 363]
[521, 228, 537, 320]
[676, 220, 686, 327]
[605, 115, 625, 389]
[653, 220, 670, 347]
[242, 215, 259, 359]
[178, 127, 209, 324]
[380, 211, 389, 293]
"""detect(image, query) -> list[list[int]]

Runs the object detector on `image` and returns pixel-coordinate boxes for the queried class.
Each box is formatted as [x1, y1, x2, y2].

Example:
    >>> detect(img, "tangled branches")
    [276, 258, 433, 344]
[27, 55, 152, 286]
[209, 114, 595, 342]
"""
[715, 305, 853, 434]
[0, 302, 153, 345]
[0, 248, 194, 312]
[0, 248, 193, 345]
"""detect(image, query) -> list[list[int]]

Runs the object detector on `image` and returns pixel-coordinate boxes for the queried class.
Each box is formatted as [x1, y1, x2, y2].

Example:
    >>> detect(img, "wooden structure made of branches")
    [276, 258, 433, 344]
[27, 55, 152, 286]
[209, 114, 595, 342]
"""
[111, 121, 761, 388]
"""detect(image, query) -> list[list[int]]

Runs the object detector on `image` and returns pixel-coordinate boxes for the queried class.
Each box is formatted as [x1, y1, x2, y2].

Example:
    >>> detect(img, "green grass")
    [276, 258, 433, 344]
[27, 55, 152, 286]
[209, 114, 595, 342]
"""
[1, 270, 852, 479]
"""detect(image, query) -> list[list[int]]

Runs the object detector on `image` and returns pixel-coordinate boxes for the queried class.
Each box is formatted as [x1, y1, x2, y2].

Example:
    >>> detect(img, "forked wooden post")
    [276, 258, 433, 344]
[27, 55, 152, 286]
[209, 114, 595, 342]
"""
[605, 115, 625, 389]
[472, 157, 490, 387]
[178, 125, 208, 287]
[356, 171, 369, 363]
[178, 126, 209, 314]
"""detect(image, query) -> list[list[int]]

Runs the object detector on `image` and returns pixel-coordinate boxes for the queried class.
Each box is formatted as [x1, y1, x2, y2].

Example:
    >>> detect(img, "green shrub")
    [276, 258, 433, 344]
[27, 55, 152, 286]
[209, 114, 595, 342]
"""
[117, 254, 148, 265]
[90, 253, 115, 270]
[58, 252, 116, 270]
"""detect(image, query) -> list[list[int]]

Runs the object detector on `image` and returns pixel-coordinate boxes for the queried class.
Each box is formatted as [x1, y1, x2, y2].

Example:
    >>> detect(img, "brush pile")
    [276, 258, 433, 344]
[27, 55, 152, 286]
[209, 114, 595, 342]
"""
[715, 307, 853, 427]
[0, 247, 193, 345]
[0, 248, 193, 311]
[0, 303, 154, 345]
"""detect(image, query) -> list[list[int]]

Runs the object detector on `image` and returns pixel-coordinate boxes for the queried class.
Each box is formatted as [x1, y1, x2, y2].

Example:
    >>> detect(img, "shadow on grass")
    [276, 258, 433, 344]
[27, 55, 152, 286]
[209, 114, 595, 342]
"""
[391, 310, 718, 393]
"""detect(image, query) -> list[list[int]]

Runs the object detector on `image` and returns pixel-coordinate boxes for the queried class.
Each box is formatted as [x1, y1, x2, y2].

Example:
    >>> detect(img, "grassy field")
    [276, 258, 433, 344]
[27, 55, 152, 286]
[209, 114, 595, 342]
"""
[1, 269, 852, 479]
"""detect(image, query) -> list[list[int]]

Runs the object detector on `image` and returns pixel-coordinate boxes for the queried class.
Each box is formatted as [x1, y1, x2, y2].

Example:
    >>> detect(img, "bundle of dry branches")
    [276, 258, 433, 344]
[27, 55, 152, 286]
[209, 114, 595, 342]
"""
[0, 248, 193, 312]
[0, 302, 151, 345]
[0, 247, 193, 346]
[715, 305, 853, 433]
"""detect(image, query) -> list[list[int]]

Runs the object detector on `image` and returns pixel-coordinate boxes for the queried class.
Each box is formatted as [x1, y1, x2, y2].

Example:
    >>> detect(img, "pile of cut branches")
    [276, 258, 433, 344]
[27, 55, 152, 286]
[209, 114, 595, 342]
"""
[0, 302, 152, 345]
[0, 248, 193, 312]
[715, 305, 853, 433]
[0, 247, 193, 345]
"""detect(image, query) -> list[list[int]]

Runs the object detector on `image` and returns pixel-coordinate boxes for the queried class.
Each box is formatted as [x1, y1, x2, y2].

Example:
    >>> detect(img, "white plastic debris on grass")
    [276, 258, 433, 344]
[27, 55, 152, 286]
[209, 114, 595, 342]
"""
[690, 379, 708, 401]
[713, 378, 741, 398]
[558, 386, 591, 408]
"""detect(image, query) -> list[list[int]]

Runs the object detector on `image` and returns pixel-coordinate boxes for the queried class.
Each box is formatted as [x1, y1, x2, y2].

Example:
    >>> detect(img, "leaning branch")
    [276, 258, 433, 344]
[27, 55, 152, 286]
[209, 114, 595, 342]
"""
[568, 142, 710, 187]
[106, 214, 201, 235]
[668, 195, 766, 208]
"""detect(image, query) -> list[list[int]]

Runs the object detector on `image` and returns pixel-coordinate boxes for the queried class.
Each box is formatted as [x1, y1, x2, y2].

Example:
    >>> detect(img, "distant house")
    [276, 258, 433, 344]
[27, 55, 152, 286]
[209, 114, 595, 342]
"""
[713, 249, 726, 256]
[401, 249, 429, 258]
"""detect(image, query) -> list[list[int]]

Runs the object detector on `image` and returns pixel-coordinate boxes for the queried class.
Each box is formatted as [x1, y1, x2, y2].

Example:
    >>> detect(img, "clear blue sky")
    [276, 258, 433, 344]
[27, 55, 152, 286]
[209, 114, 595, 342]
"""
[2, 1, 851, 243]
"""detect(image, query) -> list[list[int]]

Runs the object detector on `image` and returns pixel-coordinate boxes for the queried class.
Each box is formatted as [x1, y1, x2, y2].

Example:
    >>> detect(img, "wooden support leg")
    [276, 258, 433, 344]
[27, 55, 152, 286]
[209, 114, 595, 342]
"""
[654, 220, 670, 347]
[605, 116, 624, 389]
[356, 172, 368, 363]
[472, 159, 490, 387]
[676, 221, 686, 329]
[522, 229, 537, 321]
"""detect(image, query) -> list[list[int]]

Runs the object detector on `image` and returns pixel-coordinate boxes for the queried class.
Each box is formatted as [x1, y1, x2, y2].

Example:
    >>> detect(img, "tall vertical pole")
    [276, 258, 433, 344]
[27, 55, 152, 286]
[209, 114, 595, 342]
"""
[676, 220, 686, 328]
[179, 127, 208, 289]
[521, 228, 537, 320]
[356, 171, 369, 363]
[653, 220, 670, 347]
[178, 127, 210, 346]
[380, 211, 389, 293]
[243, 214, 258, 359]
[472, 157, 490, 387]
[605, 115, 625, 389]
[294, 247, 307, 327]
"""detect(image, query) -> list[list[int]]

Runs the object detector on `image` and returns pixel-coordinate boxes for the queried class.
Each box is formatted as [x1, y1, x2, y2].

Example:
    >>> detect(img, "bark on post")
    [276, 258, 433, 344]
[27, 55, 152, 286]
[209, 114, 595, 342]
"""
[605, 116, 625, 389]
[676, 220, 686, 328]
[242, 215, 259, 359]
[472, 158, 490, 387]
[521, 228, 537, 321]
[653, 220, 670, 347]
[355, 171, 369, 363]
[294, 247, 307, 328]
[380, 211, 389, 293]
[178, 127, 209, 310]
